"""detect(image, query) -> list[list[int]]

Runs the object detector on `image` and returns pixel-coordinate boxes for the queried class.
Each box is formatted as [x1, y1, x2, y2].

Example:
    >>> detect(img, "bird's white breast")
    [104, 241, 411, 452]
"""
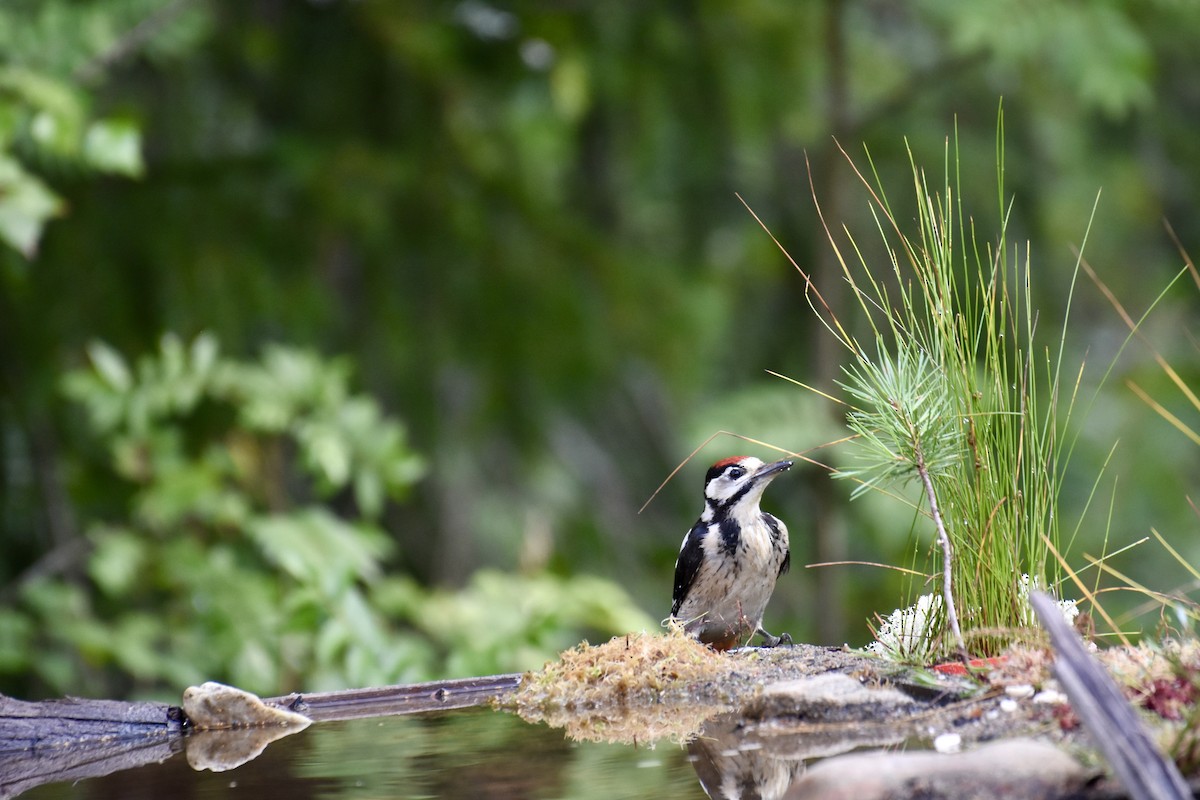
[677, 511, 788, 642]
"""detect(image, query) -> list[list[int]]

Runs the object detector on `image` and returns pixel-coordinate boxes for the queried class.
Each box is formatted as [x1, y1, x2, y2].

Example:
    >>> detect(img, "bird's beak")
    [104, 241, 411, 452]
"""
[753, 459, 793, 481]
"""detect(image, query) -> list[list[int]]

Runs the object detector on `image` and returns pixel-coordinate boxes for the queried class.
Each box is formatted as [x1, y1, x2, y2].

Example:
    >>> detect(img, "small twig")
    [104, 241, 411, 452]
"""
[270, 673, 523, 722]
[738, 191, 855, 351]
[1163, 219, 1200, 292]
[74, 0, 195, 84]
[805, 560, 928, 577]
[1041, 532, 1132, 649]
[0, 537, 90, 605]
[912, 435, 966, 659]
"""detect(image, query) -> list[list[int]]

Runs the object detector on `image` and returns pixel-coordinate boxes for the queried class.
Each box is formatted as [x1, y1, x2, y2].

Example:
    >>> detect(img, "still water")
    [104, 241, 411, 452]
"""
[19, 708, 709, 800]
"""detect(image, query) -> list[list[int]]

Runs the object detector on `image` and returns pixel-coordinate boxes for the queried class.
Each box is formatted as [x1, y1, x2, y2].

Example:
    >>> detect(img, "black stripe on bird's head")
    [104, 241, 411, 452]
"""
[702, 456, 793, 514]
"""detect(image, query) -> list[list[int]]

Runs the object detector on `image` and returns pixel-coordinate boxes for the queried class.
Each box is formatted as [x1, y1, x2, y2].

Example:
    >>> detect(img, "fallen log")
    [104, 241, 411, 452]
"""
[0, 695, 183, 800]
[0, 672, 524, 798]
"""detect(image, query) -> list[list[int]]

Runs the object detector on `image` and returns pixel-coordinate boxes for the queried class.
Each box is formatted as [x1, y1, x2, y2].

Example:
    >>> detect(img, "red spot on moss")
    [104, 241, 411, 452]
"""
[1141, 676, 1197, 721]
[1052, 703, 1080, 731]
[931, 656, 1007, 676]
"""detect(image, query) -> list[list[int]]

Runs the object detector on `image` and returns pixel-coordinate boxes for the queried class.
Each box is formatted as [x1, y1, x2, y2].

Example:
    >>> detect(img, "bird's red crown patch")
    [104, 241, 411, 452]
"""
[711, 455, 749, 469]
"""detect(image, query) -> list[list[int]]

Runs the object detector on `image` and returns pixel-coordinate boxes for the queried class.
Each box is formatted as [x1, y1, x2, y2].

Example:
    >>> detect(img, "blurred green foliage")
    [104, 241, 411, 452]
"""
[2, 1, 1200, 699]
[0, 0, 190, 254]
[0, 334, 652, 697]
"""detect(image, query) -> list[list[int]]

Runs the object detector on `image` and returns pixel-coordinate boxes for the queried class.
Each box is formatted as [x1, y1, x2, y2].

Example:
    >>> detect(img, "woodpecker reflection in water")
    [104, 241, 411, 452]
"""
[688, 712, 805, 800]
[670, 456, 793, 651]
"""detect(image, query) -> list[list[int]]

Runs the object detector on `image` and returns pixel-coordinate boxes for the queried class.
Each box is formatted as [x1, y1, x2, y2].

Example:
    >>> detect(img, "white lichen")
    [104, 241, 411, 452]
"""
[867, 577, 1078, 661]
[867, 592, 943, 660]
[1016, 573, 1078, 627]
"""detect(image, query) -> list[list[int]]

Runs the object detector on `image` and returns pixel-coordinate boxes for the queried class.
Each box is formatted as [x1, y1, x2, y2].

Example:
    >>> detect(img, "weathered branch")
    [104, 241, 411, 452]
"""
[912, 436, 966, 658]
[1031, 591, 1190, 800]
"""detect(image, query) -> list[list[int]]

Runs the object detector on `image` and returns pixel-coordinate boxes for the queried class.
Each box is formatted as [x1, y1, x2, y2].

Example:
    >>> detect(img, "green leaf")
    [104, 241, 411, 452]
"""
[191, 331, 220, 373]
[82, 118, 144, 177]
[301, 422, 352, 488]
[88, 527, 147, 596]
[354, 470, 384, 520]
[111, 614, 166, 679]
[248, 509, 391, 596]
[87, 339, 133, 391]
[0, 67, 84, 149]
[0, 610, 33, 671]
[0, 154, 63, 257]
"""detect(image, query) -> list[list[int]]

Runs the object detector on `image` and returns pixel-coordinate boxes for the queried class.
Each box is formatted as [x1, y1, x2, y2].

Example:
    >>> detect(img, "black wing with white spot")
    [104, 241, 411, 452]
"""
[765, 513, 790, 576]
[671, 521, 707, 616]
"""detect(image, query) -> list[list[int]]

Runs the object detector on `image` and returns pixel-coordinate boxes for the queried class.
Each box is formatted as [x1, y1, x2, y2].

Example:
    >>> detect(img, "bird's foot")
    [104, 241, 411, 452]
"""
[757, 628, 793, 648]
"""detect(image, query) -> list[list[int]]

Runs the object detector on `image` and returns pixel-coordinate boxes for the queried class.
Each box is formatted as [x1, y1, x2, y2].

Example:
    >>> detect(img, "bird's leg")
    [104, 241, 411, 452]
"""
[756, 627, 792, 648]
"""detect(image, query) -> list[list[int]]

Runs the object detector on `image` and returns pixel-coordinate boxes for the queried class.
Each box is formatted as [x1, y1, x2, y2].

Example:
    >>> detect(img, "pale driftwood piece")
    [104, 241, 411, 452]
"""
[1030, 590, 1191, 800]
[184, 682, 312, 729]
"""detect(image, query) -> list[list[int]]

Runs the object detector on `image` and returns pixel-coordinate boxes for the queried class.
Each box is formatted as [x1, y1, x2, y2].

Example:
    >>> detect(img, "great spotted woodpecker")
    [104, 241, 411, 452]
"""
[670, 455, 794, 651]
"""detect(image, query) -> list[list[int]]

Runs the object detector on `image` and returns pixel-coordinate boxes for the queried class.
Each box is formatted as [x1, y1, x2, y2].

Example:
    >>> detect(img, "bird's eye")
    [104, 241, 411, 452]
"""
[727, 466, 746, 479]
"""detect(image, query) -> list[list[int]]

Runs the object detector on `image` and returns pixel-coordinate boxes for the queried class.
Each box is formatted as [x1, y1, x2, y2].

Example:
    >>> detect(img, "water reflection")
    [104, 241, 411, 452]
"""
[688, 714, 804, 800]
[14, 709, 709, 800]
[683, 704, 919, 800]
[7, 669, 960, 800]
